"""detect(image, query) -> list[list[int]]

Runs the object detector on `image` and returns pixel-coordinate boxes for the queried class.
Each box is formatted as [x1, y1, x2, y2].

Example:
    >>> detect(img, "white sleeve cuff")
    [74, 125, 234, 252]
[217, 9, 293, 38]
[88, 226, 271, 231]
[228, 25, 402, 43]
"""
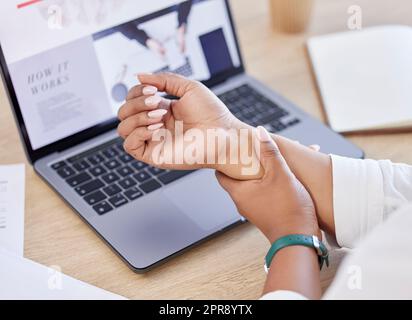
[331, 155, 385, 249]
[260, 290, 308, 300]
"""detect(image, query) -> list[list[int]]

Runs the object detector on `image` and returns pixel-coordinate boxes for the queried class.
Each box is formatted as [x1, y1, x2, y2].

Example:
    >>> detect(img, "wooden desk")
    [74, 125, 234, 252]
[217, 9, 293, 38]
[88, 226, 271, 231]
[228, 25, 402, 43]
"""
[1, 0, 411, 299]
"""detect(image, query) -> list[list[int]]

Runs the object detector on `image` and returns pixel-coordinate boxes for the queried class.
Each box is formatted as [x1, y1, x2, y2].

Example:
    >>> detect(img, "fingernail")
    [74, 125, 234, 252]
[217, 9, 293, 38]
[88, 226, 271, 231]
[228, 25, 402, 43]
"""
[148, 109, 168, 119]
[145, 95, 162, 106]
[257, 126, 271, 142]
[312, 144, 321, 152]
[148, 123, 164, 131]
[143, 86, 158, 95]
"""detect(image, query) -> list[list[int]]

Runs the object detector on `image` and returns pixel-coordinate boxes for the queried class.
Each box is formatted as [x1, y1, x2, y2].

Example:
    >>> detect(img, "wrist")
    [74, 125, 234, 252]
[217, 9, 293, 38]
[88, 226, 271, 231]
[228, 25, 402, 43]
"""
[214, 120, 263, 180]
[265, 219, 321, 244]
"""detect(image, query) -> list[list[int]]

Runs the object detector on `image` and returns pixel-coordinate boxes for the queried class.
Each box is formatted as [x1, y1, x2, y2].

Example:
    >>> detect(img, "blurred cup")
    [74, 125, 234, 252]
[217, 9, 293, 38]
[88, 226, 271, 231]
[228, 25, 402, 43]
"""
[268, 0, 314, 33]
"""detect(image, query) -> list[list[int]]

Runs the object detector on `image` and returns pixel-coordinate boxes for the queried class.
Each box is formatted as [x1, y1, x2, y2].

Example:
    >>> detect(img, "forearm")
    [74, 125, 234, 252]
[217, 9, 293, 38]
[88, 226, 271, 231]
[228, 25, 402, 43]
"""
[263, 246, 321, 299]
[273, 135, 335, 236]
[216, 122, 335, 236]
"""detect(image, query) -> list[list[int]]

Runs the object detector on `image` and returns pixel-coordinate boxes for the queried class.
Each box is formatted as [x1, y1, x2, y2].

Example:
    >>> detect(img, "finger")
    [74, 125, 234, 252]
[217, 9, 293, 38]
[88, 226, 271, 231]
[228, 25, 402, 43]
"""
[126, 84, 158, 101]
[255, 126, 292, 179]
[117, 109, 168, 139]
[118, 95, 167, 121]
[122, 127, 154, 161]
[137, 72, 197, 98]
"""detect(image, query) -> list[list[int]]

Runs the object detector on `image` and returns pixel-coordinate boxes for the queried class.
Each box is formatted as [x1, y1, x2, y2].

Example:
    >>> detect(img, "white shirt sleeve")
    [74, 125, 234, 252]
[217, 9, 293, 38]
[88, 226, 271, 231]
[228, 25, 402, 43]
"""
[331, 155, 412, 248]
[323, 204, 412, 299]
[263, 156, 412, 300]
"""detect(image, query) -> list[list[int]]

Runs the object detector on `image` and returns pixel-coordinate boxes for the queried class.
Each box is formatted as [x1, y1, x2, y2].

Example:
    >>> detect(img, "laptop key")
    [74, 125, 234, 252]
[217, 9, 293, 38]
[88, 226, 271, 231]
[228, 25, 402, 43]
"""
[134, 170, 151, 183]
[66, 172, 92, 187]
[103, 184, 122, 197]
[109, 194, 128, 208]
[118, 177, 137, 190]
[140, 179, 162, 194]
[115, 141, 125, 152]
[287, 118, 301, 126]
[102, 147, 119, 159]
[148, 167, 166, 176]
[75, 179, 104, 196]
[89, 165, 107, 177]
[264, 110, 288, 123]
[270, 122, 287, 132]
[119, 154, 134, 163]
[57, 166, 76, 178]
[93, 201, 113, 215]
[84, 190, 107, 205]
[124, 187, 144, 201]
[158, 170, 194, 185]
[102, 172, 120, 184]
[51, 161, 67, 170]
[130, 161, 148, 171]
[117, 166, 134, 177]
[73, 160, 90, 172]
[88, 154, 105, 165]
[103, 159, 121, 170]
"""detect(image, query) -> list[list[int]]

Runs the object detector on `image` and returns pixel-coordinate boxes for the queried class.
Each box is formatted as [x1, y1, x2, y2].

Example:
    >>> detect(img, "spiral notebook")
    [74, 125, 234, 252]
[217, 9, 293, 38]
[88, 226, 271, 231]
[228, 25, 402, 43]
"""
[307, 25, 412, 133]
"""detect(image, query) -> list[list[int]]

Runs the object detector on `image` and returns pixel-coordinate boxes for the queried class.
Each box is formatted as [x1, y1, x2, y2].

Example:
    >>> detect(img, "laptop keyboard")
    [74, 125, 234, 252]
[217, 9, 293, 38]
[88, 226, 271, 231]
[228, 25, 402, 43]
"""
[51, 138, 194, 215]
[50, 84, 301, 216]
[219, 84, 300, 131]
[155, 58, 194, 78]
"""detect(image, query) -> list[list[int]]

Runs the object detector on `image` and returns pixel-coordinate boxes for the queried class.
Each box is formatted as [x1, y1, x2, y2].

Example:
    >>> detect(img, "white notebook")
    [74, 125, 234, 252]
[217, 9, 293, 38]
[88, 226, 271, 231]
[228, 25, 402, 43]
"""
[307, 25, 412, 133]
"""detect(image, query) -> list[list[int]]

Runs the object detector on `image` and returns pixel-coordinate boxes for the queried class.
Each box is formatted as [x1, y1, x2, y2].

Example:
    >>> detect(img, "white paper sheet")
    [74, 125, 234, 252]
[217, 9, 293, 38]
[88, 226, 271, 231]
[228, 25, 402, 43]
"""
[0, 164, 25, 256]
[0, 249, 126, 300]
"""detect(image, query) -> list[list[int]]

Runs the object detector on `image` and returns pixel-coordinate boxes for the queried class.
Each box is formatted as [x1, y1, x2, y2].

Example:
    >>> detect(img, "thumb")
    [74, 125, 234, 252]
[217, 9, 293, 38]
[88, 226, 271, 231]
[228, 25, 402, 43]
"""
[255, 126, 292, 179]
[137, 73, 196, 98]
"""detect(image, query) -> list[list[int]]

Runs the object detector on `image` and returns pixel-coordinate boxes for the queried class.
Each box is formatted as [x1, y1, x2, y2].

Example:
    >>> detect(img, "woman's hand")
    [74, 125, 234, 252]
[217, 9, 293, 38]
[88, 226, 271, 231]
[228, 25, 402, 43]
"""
[117, 73, 256, 179]
[217, 126, 323, 299]
[216, 126, 321, 243]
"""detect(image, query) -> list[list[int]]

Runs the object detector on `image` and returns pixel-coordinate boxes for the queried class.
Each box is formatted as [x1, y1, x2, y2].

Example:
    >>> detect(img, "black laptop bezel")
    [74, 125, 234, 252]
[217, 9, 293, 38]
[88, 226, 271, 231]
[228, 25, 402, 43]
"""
[0, 0, 244, 164]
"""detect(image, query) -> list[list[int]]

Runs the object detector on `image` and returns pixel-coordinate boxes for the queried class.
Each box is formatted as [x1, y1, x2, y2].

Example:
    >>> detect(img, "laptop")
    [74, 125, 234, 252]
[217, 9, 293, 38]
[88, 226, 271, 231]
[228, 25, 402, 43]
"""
[0, 0, 363, 272]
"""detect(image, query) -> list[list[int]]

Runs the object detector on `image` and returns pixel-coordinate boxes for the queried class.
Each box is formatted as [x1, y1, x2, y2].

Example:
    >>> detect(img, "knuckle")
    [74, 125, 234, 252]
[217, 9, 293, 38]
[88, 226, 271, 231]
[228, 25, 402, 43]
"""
[117, 122, 128, 138]
[117, 126, 125, 138]
[123, 140, 133, 153]
[186, 78, 199, 90]
[164, 71, 176, 78]
[117, 104, 126, 119]
[261, 147, 279, 159]
[261, 149, 277, 158]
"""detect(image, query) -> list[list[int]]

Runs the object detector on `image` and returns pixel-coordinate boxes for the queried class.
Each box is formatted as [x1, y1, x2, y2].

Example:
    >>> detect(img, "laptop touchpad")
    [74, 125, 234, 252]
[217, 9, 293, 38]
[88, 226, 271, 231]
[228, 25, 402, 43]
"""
[163, 170, 241, 232]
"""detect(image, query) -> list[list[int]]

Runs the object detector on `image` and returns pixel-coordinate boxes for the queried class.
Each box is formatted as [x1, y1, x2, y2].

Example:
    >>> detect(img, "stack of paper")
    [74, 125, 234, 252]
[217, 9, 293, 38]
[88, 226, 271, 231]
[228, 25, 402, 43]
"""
[0, 249, 126, 300]
[0, 164, 125, 300]
[0, 164, 25, 256]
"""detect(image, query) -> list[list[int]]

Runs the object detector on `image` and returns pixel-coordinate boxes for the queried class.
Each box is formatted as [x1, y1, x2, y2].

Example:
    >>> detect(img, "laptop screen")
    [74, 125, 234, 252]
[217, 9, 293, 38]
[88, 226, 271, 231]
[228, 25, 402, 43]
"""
[0, 0, 241, 151]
